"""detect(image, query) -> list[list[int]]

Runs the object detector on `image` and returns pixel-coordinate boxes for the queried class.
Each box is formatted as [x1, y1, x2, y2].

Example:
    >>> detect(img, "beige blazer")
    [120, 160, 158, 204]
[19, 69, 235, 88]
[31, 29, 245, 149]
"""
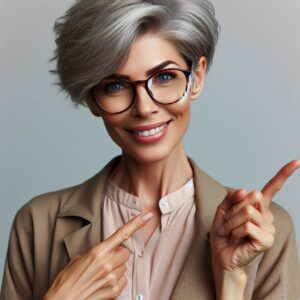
[1, 157, 299, 300]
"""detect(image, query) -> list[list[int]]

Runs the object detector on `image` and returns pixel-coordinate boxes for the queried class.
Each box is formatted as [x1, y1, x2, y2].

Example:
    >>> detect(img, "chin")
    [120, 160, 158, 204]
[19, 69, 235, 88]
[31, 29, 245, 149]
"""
[122, 142, 182, 165]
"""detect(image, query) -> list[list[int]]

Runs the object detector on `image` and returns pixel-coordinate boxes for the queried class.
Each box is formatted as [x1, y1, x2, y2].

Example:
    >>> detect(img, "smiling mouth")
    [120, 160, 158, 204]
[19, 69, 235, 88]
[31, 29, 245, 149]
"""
[126, 120, 172, 137]
[133, 124, 167, 137]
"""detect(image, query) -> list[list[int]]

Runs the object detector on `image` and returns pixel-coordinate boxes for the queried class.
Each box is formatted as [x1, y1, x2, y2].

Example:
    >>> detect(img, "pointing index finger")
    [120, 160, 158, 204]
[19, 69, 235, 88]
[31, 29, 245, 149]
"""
[261, 159, 300, 205]
[102, 212, 153, 252]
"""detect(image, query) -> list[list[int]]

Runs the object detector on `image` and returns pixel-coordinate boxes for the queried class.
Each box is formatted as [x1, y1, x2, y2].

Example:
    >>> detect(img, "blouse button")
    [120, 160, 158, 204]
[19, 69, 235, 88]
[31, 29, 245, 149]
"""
[138, 250, 145, 257]
[161, 201, 169, 210]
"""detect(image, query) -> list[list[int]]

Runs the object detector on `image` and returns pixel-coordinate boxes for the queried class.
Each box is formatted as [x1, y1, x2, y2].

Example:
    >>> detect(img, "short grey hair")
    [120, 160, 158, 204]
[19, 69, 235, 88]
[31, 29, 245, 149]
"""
[51, 0, 220, 106]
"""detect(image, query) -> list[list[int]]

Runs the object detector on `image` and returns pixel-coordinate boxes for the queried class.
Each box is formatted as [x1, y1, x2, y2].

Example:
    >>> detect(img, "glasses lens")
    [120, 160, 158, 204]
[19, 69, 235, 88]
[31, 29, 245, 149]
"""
[149, 69, 188, 104]
[93, 79, 133, 113]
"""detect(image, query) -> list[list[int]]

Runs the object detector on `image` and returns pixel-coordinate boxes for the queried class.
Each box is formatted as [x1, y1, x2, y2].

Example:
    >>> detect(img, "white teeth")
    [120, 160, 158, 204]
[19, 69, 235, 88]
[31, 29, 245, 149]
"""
[149, 129, 156, 135]
[134, 124, 166, 137]
[155, 126, 163, 133]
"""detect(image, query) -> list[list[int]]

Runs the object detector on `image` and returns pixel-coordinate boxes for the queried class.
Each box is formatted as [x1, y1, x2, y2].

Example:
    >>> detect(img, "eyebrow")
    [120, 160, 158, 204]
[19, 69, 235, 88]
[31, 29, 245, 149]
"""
[105, 60, 180, 80]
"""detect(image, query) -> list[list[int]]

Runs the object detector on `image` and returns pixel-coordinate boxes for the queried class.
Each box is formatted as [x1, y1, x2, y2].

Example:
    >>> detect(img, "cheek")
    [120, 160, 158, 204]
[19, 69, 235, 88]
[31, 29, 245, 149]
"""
[104, 123, 127, 150]
[102, 117, 125, 144]
[178, 109, 191, 135]
[169, 98, 191, 127]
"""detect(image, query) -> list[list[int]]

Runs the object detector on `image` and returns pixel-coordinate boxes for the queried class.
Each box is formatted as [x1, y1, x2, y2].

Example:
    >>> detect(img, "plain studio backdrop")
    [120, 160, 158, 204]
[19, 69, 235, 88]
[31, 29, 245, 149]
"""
[1, 0, 299, 284]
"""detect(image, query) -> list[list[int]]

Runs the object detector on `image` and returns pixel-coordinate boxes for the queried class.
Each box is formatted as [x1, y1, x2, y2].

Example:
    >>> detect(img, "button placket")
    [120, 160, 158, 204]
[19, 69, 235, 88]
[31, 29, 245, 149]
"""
[135, 250, 147, 299]
[133, 222, 148, 300]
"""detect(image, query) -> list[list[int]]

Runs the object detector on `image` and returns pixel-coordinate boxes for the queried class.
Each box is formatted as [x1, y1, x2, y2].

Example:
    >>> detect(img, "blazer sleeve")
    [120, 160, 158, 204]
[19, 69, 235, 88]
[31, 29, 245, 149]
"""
[252, 202, 300, 300]
[0, 206, 34, 300]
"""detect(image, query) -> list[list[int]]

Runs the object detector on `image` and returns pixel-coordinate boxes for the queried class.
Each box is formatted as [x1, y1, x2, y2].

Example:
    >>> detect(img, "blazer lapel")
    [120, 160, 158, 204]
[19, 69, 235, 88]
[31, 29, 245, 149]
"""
[57, 157, 121, 260]
[171, 158, 228, 299]
[63, 219, 101, 259]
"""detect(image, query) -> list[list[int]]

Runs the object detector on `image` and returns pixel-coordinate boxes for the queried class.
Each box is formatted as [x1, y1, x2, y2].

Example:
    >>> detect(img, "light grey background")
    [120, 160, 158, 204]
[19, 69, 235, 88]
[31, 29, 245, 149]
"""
[1, 0, 299, 284]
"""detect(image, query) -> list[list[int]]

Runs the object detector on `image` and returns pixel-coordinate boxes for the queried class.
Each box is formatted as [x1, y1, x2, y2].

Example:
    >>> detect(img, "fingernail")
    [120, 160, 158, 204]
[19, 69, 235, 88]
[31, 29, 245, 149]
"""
[218, 226, 226, 236]
[140, 212, 153, 223]
[236, 189, 247, 200]
[238, 189, 247, 195]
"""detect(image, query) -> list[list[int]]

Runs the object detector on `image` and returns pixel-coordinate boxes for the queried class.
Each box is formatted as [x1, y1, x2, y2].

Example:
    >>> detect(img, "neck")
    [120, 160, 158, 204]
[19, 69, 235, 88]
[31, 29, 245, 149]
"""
[109, 142, 193, 208]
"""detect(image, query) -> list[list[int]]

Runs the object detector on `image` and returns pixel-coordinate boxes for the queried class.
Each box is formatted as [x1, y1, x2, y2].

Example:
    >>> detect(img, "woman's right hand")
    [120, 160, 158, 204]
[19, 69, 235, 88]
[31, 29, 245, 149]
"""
[44, 212, 153, 300]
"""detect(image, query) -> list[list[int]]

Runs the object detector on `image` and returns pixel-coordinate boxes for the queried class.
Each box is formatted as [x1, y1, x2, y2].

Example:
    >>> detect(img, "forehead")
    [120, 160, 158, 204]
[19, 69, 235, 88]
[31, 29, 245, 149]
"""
[115, 33, 188, 77]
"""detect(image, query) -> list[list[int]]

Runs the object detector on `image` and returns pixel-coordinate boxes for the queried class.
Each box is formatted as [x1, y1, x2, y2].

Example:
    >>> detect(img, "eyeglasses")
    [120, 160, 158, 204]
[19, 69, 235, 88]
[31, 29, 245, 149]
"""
[92, 68, 194, 114]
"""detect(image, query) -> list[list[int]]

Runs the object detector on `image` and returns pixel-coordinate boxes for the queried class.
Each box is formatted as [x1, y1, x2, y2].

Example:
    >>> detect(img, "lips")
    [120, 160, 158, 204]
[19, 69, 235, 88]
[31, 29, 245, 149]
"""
[126, 120, 172, 132]
[133, 123, 167, 137]
[125, 120, 172, 144]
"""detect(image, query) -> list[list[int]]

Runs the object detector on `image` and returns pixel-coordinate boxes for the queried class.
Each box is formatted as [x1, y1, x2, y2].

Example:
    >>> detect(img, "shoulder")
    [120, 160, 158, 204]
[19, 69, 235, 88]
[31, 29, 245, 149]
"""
[269, 201, 296, 240]
[13, 184, 80, 228]
[270, 201, 294, 227]
[258, 201, 297, 267]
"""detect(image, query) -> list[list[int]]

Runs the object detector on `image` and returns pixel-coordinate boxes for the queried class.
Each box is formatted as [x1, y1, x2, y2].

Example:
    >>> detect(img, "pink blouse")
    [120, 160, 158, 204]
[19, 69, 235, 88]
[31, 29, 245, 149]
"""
[102, 178, 196, 300]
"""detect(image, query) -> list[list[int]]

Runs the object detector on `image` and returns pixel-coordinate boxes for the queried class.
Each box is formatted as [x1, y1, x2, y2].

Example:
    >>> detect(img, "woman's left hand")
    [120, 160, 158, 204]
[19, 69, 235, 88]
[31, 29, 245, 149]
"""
[210, 160, 300, 298]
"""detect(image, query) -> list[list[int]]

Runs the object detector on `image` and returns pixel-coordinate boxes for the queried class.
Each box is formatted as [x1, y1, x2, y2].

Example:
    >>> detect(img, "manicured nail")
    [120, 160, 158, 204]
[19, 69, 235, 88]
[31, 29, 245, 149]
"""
[140, 212, 153, 223]
[218, 226, 226, 236]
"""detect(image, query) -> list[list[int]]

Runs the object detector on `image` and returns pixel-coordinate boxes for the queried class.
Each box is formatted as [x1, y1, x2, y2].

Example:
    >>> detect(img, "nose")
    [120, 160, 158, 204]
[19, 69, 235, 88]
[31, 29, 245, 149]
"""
[131, 83, 159, 118]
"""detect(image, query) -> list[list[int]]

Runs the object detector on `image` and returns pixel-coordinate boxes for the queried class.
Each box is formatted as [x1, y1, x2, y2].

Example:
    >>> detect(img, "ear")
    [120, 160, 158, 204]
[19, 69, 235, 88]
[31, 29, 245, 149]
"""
[86, 95, 102, 117]
[190, 56, 207, 100]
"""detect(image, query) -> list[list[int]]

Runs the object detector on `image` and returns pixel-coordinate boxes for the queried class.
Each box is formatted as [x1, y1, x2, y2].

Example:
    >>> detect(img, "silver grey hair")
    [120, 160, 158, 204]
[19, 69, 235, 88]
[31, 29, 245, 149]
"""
[51, 0, 220, 106]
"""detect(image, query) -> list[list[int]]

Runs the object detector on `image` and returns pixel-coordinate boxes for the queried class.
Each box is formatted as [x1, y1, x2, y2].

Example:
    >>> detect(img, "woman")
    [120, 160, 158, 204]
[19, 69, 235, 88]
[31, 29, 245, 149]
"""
[1, 0, 299, 299]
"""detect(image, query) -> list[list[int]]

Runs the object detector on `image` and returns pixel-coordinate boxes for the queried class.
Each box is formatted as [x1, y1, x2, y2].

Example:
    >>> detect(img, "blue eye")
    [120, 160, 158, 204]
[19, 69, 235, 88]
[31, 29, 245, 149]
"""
[157, 73, 172, 82]
[107, 82, 124, 92]
[152, 71, 177, 85]
[101, 80, 131, 95]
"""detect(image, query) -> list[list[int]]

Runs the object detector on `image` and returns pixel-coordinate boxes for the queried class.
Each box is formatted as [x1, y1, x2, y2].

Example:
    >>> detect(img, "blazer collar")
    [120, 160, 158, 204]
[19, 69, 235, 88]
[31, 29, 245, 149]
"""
[189, 157, 228, 233]
[58, 156, 227, 226]
[58, 156, 121, 222]
[57, 156, 121, 259]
